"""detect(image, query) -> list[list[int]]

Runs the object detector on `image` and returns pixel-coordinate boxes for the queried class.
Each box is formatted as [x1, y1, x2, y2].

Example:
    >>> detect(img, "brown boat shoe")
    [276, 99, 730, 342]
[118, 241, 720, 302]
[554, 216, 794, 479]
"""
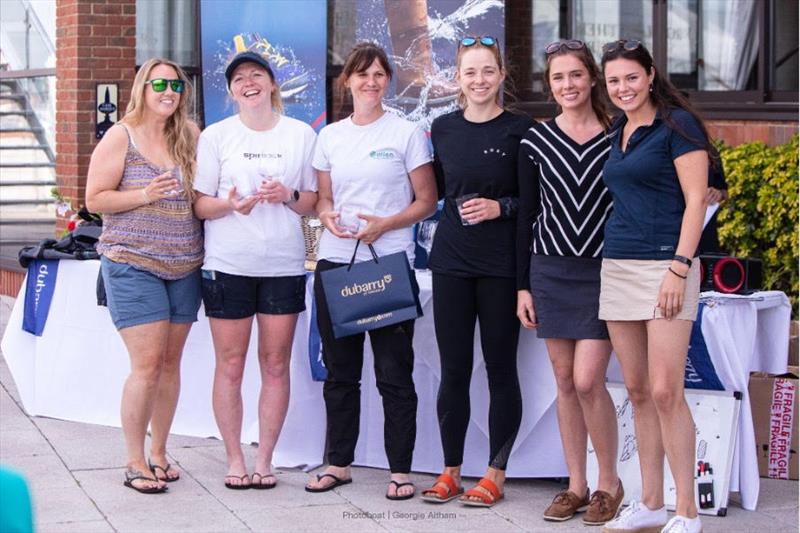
[543, 487, 590, 521]
[583, 479, 625, 526]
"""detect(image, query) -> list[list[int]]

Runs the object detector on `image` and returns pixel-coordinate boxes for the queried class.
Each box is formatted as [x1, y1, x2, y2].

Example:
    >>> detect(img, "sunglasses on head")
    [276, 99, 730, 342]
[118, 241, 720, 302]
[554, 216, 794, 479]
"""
[545, 39, 586, 56]
[145, 78, 185, 93]
[601, 39, 643, 56]
[460, 35, 497, 48]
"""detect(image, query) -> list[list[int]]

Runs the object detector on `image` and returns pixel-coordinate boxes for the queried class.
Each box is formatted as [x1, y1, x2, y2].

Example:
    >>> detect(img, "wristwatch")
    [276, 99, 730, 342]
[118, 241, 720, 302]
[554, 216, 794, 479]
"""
[284, 189, 300, 204]
[673, 254, 692, 267]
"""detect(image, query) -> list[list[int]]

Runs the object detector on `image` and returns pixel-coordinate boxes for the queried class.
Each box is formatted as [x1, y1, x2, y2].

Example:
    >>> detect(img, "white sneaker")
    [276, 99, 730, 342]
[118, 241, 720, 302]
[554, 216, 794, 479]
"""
[602, 500, 668, 533]
[661, 515, 703, 533]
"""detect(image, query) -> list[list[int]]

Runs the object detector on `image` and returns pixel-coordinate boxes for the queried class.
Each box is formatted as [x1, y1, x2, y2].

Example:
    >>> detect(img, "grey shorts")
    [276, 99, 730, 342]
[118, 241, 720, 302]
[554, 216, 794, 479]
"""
[100, 256, 201, 330]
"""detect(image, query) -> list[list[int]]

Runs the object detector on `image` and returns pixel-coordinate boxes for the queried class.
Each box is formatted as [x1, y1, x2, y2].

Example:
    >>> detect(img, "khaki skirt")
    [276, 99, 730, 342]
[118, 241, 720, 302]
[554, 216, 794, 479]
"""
[599, 259, 701, 321]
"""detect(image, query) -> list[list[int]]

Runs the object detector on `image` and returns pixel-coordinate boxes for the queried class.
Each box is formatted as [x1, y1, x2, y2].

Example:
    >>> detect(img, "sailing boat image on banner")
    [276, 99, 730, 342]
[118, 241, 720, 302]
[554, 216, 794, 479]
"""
[199, 0, 327, 131]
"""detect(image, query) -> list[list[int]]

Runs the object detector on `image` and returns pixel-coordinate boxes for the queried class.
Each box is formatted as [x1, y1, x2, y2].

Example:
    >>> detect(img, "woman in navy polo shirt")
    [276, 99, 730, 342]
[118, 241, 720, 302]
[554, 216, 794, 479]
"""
[598, 41, 714, 533]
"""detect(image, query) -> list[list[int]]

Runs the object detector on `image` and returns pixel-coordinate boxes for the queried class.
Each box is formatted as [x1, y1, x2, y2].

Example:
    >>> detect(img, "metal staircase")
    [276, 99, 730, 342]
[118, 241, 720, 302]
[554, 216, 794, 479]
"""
[0, 0, 57, 271]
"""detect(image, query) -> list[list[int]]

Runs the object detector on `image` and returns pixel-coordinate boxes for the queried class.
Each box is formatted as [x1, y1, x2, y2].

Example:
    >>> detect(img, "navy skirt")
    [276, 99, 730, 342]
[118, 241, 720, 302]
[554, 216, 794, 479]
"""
[529, 254, 608, 340]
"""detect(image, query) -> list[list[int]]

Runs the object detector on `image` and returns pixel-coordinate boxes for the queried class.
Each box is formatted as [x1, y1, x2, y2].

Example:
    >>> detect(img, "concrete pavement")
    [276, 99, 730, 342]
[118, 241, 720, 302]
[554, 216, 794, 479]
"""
[0, 295, 797, 533]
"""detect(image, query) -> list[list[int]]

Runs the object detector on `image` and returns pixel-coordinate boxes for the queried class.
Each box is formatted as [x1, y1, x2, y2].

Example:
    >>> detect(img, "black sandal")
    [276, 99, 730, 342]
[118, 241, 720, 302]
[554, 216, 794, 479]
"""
[305, 473, 353, 493]
[224, 474, 251, 490]
[251, 472, 277, 490]
[148, 460, 180, 482]
[123, 469, 167, 494]
[386, 480, 415, 501]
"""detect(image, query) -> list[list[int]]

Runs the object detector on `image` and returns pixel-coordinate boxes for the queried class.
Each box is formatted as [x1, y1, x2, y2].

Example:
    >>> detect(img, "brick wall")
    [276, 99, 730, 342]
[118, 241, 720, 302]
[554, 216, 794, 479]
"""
[707, 120, 798, 148]
[54, 0, 136, 233]
[0, 269, 25, 298]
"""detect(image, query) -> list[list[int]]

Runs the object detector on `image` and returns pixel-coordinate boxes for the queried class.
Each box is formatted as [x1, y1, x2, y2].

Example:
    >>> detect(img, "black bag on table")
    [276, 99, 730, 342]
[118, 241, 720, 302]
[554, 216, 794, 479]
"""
[17, 207, 103, 267]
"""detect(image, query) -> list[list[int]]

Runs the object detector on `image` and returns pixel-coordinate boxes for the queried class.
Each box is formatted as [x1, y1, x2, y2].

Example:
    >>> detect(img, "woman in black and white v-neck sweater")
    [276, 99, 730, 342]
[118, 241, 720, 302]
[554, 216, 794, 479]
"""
[516, 41, 622, 525]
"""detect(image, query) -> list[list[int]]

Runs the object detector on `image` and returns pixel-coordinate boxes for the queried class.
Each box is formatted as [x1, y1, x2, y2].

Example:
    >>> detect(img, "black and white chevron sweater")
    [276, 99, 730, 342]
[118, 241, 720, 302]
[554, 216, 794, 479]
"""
[516, 118, 613, 289]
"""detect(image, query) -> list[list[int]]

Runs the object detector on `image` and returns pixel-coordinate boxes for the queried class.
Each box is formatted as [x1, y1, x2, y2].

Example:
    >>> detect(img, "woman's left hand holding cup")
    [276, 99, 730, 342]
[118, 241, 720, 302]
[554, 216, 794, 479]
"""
[141, 170, 179, 204]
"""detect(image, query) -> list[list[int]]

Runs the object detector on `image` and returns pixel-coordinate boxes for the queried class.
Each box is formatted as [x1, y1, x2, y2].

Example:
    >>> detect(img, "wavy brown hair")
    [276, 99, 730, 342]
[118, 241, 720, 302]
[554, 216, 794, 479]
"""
[122, 58, 197, 199]
[543, 43, 612, 130]
[601, 41, 718, 166]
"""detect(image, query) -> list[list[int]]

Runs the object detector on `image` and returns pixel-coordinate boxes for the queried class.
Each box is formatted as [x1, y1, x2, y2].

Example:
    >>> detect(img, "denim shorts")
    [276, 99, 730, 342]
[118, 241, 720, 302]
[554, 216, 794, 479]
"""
[100, 256, 202, 330]
[201, 270, 306, 319]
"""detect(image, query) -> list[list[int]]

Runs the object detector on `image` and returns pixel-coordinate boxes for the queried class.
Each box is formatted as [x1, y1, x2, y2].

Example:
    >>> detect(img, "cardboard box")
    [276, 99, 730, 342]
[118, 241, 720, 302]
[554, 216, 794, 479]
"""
[789, 320, 798, 367]
[750, 366, 799, 480]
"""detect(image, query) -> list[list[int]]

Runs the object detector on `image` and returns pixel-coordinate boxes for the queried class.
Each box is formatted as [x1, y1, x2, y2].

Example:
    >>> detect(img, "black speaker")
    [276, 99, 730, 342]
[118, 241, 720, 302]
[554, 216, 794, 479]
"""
[699, 254, 763, 294]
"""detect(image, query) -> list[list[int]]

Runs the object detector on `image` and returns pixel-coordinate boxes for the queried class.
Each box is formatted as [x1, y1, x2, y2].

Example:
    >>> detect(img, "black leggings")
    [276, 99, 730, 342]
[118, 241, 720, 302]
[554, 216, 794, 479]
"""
[432, 273, 522, 470]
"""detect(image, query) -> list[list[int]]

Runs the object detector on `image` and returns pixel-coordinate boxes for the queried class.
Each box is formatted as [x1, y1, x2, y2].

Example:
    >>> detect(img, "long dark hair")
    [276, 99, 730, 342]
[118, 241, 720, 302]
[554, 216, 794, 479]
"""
[543, 43, 612, 130]
[601, 41, 718, 166]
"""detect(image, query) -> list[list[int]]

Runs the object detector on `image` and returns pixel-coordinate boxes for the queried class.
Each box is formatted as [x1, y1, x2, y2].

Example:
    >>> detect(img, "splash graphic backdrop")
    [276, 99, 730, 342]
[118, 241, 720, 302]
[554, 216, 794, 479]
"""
[200, 0, 327, 130]
[356, 0, 504, 131]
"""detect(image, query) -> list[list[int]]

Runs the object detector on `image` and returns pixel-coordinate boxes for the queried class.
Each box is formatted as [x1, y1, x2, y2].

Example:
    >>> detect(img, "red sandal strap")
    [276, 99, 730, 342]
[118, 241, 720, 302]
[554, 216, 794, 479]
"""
[463, 487, 493, 504]
[477, 477, 501, 500]
[423, 473, 459, 498]
[436, 473, 458, 494]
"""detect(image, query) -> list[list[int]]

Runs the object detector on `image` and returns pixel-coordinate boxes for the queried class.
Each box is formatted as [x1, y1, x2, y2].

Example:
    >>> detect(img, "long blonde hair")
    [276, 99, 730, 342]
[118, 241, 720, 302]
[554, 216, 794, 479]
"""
[122, 58, 197, 199]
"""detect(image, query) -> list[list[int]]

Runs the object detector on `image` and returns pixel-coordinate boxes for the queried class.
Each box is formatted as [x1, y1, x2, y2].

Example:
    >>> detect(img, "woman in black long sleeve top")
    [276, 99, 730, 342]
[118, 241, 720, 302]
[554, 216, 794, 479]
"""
[421, 36, 533, 508]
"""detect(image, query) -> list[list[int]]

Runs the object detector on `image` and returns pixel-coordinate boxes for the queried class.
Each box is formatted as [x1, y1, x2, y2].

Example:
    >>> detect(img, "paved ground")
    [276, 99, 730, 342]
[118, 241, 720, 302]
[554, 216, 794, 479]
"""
[0, 295, 797, 533]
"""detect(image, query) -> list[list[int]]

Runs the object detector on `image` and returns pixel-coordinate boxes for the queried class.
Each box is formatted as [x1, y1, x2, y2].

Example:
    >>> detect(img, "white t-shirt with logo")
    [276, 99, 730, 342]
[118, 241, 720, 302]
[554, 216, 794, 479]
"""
[195, 114, 317, 276]
[312, 111, 432, 264]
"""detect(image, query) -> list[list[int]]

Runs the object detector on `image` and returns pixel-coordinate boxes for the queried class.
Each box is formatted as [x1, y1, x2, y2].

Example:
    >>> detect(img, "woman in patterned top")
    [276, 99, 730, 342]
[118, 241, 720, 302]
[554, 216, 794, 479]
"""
[516, 40, 622, 524]
[86, 58, 203, 494]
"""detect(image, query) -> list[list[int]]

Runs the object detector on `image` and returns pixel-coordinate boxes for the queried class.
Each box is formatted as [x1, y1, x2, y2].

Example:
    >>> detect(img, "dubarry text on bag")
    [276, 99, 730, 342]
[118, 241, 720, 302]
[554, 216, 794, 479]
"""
[320, 241, 421, 338]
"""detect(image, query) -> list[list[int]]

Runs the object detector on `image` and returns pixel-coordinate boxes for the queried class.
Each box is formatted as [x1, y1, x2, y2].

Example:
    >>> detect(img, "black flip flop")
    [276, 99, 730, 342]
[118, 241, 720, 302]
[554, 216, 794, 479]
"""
[123, 469, 168, 494]
[224, 474, 251, 490]
[251, 472, 277, 490]
[305, 473, 353, 493]
[386, 480, 415, 501]
[149, 460, 180, 483]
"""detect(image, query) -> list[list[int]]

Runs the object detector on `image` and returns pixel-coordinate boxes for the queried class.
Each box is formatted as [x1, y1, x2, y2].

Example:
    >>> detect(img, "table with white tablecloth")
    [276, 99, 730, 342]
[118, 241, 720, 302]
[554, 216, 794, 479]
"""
[1, 260, 789, 509]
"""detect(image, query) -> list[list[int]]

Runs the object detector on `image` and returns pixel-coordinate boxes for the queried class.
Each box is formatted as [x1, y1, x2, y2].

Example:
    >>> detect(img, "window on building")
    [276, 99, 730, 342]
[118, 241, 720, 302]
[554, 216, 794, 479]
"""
[136, 0, 198, 67]
[667, 0, 759, 92]
[771, 0, 799, 93]
[573, 0, 653, 61]
[513, 0, 798, 120]
[135, 0, 201, 119]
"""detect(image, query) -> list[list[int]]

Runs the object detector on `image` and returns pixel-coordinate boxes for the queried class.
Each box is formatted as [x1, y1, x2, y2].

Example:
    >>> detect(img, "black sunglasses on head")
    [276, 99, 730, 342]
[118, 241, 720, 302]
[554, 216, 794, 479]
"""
[601, 39, 643, 56]
[460, 35, 497, 48]
[545, 39, 586, 56]
[145, 78, 185, 93]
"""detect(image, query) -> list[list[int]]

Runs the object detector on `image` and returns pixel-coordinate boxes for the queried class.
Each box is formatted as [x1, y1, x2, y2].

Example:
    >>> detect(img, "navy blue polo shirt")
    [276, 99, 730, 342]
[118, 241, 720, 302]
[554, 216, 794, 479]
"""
[602, 108, 706, 260]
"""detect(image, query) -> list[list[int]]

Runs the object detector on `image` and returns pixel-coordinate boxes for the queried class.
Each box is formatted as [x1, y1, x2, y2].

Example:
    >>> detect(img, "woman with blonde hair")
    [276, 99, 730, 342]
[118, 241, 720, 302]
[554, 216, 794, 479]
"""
[422, 36, 533, 507]
[194, 51, 317, 490]
[86, 58, 203, 493]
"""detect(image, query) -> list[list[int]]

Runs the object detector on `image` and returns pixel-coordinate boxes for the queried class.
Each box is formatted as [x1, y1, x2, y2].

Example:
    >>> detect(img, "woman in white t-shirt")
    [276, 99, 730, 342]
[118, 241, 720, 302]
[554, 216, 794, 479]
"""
[193, 51, 317, 490]
[304, 43, 437, 500]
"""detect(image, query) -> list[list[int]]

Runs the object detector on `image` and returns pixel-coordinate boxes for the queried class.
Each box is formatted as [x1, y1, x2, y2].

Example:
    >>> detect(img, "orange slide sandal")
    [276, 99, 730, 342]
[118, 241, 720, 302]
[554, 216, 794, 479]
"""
[421, 473, 464, 503]
[460, 477, 504, 508]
